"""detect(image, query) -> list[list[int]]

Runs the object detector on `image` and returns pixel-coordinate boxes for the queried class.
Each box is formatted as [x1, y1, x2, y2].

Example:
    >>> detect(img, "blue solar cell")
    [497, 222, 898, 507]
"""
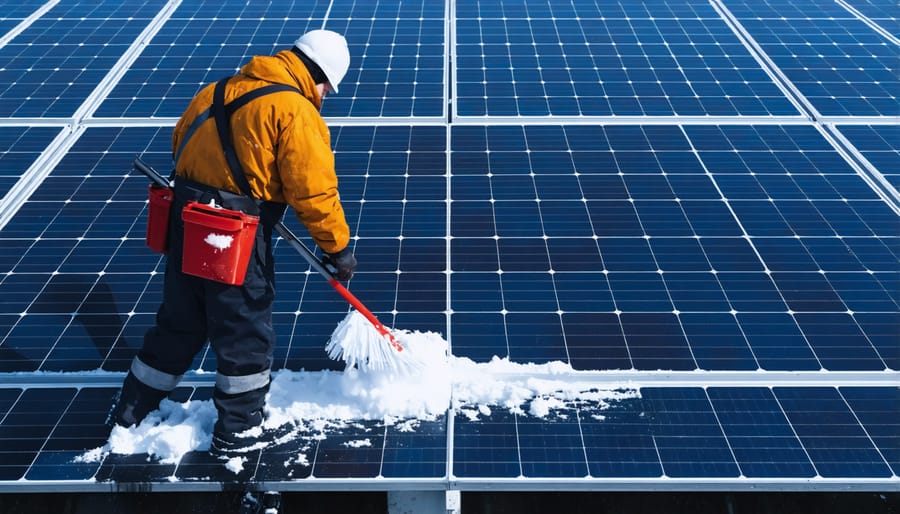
[681, 314, 759, 370]
[518, 407, 589, 478]
[0, 388, 77, 481]
[0, 126, 62, 198]
[562, 312, 631, 370]
[97, 3, 445, 118]
[0, 16, 150, 117]
[621, 314, 696, 370]
[794, 313, 888, 371]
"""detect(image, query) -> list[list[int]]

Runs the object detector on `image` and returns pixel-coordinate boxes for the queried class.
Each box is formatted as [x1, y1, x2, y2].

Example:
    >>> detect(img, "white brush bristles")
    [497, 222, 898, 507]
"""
[326, 310, 421, 374]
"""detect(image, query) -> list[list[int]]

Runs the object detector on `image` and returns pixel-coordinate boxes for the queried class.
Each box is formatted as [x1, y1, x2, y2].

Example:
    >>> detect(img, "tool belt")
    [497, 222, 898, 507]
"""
[145, 176, 286, 285]
[144, 76, 300, 285]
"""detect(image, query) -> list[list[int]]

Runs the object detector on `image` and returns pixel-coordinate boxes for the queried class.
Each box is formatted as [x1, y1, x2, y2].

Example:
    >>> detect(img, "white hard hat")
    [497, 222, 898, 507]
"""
[293, 30, 350, 94]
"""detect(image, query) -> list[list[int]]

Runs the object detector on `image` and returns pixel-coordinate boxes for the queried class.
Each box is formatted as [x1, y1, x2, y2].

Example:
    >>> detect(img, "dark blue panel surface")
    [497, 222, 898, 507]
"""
[0, 13, 153, 117]
[0, 125, 446, 373]
[722, 0, 899, 116]
[96, 1, 445, 117]
[0, 127, 61, 200]
[839, 387, 900, 476]
[775, 387, 894, 478]
[456, 0, 797, 116]
[706, 387, 815, 478]
[641, 388, 740, 478]
[838, 125, 900, 190]
[448, 124, 896, 372]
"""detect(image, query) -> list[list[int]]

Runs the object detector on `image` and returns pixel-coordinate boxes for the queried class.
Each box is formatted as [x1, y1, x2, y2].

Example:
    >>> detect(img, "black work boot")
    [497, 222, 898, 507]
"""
[107, 372, 169, 429]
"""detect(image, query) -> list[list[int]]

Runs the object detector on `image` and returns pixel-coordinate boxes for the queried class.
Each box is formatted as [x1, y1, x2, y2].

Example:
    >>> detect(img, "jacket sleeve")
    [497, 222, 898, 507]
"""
[276, 112, 350, 254]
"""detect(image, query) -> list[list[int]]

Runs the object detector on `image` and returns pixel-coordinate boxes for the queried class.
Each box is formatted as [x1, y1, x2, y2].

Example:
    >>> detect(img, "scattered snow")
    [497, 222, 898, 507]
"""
[224, 456, 246, 474]
[204, 233, 233, 250]
[343, 439, 372, 448]
[77, 310, 638, 475]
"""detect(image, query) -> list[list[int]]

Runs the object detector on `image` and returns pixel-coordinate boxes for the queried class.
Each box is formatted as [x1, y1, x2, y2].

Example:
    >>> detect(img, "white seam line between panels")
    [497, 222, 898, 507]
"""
[0, 477, 897, 494]
[1, 370, 898, 388]
[0, 0, 59, 48]
[448, 477, 900, 492]
[708, 0, 822, 122]
[826, 123, 900, 202]
[76, 0, 182, 123]
[445, 0, 456, 486]
[0, 124, 83, 231]
[818, 124, 900, 211]
[834, 0, 900, 46]
[0, 477, 896, 494]
[710, 0, 900, 213]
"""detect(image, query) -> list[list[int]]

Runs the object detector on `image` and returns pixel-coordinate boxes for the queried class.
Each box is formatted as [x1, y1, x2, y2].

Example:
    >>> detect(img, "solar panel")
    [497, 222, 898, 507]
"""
[454, 0, 799, 117]
[452, 386, 899, 481]
[94, 0, 446, 118]
[0, 0, 897, 498]
[720, 0, 899, 117]
[0, 2, 168, 118]
[449, 123, 898, 372]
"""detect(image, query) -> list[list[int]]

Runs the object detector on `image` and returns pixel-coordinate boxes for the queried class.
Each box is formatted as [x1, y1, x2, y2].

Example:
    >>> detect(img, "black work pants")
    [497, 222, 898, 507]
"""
[136, 187, 277, 435]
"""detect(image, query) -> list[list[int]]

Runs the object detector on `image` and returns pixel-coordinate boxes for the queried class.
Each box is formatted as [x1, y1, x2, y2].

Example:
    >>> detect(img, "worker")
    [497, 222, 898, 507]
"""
[108, 30, 357, 456]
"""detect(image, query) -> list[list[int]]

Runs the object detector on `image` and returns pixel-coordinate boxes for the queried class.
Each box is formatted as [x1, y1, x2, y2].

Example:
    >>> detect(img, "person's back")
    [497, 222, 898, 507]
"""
[108, 30, 358, 456]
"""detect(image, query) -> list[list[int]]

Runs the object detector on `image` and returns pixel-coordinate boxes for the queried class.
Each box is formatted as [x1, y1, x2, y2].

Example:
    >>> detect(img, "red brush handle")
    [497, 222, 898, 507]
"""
[275, 222, 403, 353]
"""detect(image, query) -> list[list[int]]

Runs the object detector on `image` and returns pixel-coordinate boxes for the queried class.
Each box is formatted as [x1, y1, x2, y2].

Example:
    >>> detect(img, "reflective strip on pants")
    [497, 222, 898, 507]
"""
[216, 369, 270, 395]
[130, 356, 182, 391]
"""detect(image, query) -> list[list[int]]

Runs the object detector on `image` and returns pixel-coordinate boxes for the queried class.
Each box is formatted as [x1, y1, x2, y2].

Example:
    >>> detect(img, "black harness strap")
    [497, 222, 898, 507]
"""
[211, 77, 302, 198]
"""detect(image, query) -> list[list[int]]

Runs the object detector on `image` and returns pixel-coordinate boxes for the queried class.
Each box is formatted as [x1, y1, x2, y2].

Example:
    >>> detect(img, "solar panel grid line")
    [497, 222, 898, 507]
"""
[0, 0, 59, 49]
[834, 0, 900, 45]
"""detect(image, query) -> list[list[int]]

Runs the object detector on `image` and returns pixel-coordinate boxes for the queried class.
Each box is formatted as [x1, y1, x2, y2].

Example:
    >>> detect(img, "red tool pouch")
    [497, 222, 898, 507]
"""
[146, 184, 174, 254]
[181, 200, 259, 286]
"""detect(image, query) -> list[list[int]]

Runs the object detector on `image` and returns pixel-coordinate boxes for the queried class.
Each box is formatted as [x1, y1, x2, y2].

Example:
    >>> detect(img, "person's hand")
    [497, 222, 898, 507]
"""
[324, 247, 357, 281]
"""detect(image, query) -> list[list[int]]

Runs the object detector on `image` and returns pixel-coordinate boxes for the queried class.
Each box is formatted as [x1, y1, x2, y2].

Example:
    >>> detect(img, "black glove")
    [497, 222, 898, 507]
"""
[324, 247, 357, 281]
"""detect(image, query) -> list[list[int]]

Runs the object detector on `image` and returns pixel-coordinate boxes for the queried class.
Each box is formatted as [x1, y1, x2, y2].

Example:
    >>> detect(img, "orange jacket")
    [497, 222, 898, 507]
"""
[172, 50, 350, 254]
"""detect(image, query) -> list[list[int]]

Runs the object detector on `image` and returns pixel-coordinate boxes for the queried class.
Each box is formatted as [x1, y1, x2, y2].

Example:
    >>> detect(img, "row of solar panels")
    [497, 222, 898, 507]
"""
[0, 0, 896, 118]
[0, 0, 896, 492]
[0, 124, 897, 374]
[0, 384, 896, 487]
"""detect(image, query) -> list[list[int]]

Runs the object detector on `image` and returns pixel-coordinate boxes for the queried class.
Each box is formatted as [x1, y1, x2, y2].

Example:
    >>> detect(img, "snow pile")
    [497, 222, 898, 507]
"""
[77, 317, 638, 471]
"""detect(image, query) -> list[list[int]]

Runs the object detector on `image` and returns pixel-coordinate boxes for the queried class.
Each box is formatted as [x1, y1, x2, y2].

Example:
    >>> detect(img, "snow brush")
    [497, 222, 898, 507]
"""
[274, 223, 420, 374]
[133, 157, 415, 373]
